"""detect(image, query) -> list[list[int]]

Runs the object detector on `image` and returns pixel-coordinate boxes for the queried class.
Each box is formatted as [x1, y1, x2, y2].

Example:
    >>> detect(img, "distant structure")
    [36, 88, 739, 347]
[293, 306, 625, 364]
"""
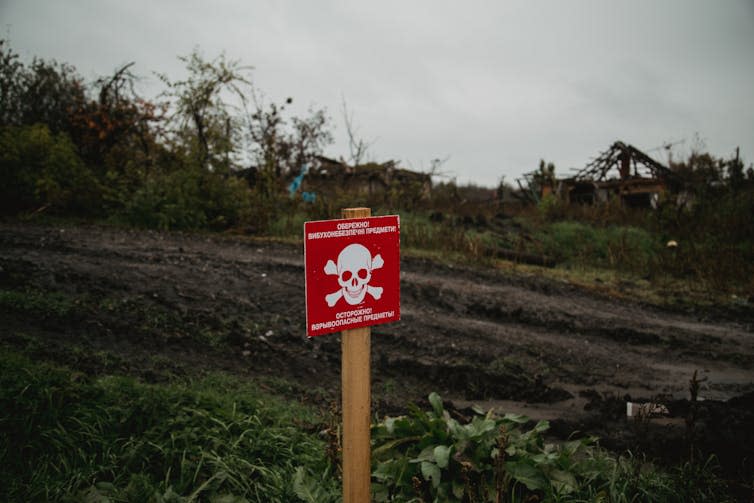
[563, 141, 675, 207]
[301, 156, 432, 201]
[233, 156, 432, 204]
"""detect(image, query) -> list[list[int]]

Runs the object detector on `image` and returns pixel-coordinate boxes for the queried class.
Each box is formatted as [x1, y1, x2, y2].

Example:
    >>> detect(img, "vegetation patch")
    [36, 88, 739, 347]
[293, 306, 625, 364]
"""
[370, 393, 733, 502]
[0, 288, 76, 319]
[0, 350, 337, 502]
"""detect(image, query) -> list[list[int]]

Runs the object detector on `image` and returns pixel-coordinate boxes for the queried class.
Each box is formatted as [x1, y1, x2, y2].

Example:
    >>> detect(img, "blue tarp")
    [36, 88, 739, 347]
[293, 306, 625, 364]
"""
[288, 164, 308, 195]
[288, 164, 316, 203]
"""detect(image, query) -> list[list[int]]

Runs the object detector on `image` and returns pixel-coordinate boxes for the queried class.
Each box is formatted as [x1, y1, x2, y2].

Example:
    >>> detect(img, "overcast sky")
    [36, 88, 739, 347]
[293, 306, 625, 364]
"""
[3, 0, 753, 186]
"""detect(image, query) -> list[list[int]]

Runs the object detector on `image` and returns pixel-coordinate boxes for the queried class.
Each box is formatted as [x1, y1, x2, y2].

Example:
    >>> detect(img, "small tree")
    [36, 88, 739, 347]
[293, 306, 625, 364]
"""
[0, 40, 85, 135]
[244, 95, 332, 232]
[158, 50, 252, 172]
[70, 63, 165, 177]
[0, 124, 100, 214]
[248, 96, 332, 180]
[0, 40, 25, 126]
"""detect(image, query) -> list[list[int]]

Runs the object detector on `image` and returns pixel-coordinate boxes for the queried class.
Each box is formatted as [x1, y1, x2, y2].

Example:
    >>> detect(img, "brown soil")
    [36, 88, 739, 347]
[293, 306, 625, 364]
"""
[1, 221, 753, 487]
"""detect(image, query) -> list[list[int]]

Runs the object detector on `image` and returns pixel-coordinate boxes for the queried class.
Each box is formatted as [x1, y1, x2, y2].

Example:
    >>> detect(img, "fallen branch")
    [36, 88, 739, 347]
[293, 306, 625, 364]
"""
[488, 247, 556, 268]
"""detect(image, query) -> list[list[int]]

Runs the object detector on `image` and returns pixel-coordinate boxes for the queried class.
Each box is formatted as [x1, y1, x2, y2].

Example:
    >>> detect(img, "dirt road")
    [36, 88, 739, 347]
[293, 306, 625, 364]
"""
[2, 221, 753, 472]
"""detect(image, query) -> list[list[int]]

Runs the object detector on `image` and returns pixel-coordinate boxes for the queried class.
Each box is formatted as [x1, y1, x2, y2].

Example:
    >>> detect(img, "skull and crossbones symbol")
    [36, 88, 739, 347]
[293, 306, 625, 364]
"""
[324, 243, 383, 307]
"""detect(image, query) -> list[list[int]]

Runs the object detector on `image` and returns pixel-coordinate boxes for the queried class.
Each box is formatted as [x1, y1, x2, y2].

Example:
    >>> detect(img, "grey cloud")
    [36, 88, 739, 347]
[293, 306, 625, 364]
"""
[2, 0, 752, 186]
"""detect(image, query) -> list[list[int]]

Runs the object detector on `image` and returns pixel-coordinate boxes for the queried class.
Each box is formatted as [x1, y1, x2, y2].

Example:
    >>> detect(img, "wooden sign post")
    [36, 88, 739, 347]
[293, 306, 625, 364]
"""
[340, 207, 372, 503]
[303, 207, 400, 502]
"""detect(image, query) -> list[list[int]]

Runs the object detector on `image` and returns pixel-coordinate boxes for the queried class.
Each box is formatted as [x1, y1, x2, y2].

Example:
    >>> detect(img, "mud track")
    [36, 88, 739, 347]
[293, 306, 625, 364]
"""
[1, 222, 753, 480]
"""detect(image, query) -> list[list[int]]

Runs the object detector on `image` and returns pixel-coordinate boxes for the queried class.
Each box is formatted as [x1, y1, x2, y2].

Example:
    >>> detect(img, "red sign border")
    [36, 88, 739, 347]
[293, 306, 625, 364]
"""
[304, 215, 400, 337]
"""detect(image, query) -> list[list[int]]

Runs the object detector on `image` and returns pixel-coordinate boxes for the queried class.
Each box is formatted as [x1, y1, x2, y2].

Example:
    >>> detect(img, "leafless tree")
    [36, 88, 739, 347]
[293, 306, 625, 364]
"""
[341, 95, 373, 166]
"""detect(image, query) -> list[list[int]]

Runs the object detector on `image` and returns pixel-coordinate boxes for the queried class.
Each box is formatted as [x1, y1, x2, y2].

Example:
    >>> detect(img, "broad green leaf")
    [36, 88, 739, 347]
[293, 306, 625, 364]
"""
[292, 467, 333, 503]
[385, 416, 396, 434]
[428, 392, 444, 417]
[292, 467, 318, 502]
[466, 416, 497, 438]
[502, 412, 529, 424]
[562, 439, 583, 456]
[532, 452, 558, 465]
[446, 417, 464, 438]
[433, 444, 452, 468]
[373, 435, 422, 458]
[549, 468, 578, 494]
[421, 461, 442, 488]
[372, 482, 389, 502]
[533, 420, 550, 433]
[412, 445, 437, 463]
[506, 460, 549, 491]
[373, 459, 397, 481]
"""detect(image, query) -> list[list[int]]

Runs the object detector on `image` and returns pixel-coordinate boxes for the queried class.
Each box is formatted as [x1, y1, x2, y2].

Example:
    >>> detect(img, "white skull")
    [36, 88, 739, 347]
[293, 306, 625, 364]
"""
[336, 243, 373, 305]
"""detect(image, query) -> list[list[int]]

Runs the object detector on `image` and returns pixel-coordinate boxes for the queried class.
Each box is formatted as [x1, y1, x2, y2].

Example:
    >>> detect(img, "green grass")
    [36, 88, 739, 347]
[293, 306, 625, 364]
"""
[266, 209, 499, 264]
[268, 210, 309, 238]
[532, 221, 660, 271]
[0, 350, 338, 502]
[0, 348, 738, 503]
[263, 209, 744, 306]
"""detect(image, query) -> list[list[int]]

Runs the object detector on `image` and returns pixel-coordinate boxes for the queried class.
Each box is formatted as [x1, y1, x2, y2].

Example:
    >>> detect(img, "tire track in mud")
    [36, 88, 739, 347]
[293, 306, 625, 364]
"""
[1, 222, 752, 408]
[403, 271, 753, 407]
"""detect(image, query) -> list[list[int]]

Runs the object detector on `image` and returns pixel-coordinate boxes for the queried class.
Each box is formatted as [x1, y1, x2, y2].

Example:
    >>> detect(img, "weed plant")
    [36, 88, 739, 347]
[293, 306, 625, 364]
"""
[0, 350, 736, 502]
[399, 213, 495, 260]
[532, 221, 660, 272]
[370, 393, 732, 502]
[0, 351, 337, 502]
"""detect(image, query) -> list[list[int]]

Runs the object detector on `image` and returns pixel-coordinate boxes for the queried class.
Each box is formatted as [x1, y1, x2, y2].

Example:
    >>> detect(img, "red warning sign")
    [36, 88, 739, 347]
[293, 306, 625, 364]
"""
[304, 215, 400, 337]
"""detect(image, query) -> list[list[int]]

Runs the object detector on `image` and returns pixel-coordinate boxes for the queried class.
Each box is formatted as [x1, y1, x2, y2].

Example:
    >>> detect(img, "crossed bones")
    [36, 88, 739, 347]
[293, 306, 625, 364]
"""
[324, 244, 384, 307]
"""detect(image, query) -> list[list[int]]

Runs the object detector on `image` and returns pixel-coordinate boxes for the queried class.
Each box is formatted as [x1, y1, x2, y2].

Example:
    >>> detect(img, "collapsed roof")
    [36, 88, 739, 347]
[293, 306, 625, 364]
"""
[572, 141, 673, 181]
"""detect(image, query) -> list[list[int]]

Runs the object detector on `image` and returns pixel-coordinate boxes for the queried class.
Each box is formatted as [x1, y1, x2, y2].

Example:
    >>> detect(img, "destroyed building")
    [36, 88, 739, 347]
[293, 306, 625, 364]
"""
[558, 141, 677, 208]
[234, 156, 433, 205]
[300, 156, 432, 202]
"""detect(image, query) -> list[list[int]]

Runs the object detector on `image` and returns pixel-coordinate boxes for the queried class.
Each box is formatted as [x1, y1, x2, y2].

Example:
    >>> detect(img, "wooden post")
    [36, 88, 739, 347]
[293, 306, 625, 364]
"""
[341, 207, 371, 503]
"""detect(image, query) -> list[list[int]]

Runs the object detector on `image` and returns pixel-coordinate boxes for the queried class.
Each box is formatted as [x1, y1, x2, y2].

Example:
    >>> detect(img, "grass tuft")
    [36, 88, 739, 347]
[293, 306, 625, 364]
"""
[0, 350, 338, 502]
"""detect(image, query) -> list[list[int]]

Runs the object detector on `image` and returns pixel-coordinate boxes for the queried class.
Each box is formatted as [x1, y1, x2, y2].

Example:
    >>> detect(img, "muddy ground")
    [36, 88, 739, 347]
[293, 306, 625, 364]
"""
[1, 221, 753, 489]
